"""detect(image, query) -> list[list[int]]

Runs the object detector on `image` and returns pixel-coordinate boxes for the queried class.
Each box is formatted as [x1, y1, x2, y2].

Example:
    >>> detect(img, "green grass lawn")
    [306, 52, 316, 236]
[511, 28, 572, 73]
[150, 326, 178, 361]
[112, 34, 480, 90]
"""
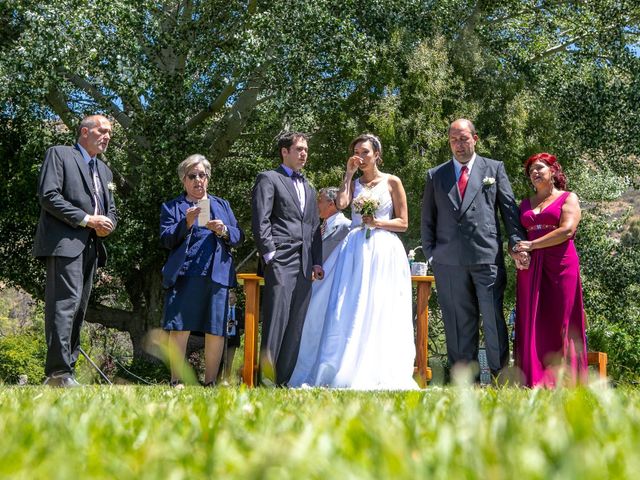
[1, 384, 638, 479]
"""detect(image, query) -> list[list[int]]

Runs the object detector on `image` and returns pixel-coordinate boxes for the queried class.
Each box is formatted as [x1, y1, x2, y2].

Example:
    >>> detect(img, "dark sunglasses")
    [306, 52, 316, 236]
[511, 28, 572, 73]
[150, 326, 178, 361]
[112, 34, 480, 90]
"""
[187, 172, 208, 181]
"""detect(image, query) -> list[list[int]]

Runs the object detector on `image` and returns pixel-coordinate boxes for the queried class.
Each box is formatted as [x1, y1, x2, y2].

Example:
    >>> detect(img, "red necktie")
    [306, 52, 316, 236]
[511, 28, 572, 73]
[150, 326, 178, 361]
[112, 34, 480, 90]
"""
[458, 165, 469, 200]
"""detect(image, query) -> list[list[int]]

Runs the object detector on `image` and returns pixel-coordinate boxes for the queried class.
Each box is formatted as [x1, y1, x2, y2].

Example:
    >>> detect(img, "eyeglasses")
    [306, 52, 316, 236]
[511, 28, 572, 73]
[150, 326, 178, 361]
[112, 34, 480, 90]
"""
[186, 172, 208, 181]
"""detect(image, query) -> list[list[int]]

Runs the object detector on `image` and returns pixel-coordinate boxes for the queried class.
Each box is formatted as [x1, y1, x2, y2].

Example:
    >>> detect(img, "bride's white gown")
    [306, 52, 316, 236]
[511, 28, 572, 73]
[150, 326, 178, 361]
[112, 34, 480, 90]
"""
[290, 175, 418, 389]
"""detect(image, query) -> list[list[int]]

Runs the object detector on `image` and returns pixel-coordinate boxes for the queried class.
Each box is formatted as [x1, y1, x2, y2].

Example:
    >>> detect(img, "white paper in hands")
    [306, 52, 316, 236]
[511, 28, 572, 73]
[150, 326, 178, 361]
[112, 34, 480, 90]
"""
[197, 198, 210, 226]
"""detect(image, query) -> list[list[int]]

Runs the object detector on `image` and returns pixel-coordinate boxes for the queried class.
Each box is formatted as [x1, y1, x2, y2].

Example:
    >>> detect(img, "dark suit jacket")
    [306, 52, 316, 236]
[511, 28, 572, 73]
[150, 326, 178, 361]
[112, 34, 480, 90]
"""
[32, 145, 117, 267]
[421, 155, 525, 266]
[160, 193, 244, 289]
[251, 166, 322, 278]
[322, 212, 351, 263]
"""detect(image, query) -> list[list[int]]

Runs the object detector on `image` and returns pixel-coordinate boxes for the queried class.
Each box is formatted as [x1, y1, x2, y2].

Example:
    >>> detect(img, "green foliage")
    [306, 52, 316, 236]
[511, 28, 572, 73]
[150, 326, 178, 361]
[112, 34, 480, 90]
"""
[115, 357, 170, 385]
[0, 331, 46, 384]
[1, 386, 640, 478]
[577, 211, 640, 383]
[0, 287, 46, 384]
[570, 159, 632, 202]
[1, 0, 639, 377]
[0, 286, 43, 334]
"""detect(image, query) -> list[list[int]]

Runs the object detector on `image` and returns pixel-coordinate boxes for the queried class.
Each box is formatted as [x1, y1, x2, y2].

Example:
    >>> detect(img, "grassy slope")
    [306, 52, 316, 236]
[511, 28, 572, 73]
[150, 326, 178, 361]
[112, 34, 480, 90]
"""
[1, 385, 639, 479]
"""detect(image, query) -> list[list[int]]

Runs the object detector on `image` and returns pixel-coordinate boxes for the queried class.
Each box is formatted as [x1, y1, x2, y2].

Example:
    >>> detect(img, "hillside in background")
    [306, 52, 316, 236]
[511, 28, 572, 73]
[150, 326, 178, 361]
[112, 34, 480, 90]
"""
[598, 189, 640, 241]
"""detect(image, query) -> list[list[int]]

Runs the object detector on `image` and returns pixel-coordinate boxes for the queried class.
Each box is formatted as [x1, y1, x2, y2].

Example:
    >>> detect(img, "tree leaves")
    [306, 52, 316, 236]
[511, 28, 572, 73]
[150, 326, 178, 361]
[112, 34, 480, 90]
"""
[1, 0, 638, 366]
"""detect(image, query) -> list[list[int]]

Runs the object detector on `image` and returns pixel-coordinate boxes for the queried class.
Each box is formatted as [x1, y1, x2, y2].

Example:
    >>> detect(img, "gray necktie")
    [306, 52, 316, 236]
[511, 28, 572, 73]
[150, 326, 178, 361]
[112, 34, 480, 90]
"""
[89, 159, 105, 215]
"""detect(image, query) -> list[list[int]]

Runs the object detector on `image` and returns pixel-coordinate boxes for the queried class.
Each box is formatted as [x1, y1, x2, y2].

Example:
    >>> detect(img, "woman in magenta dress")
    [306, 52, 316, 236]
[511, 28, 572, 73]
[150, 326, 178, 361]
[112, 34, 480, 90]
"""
[513, 152, 588, 387]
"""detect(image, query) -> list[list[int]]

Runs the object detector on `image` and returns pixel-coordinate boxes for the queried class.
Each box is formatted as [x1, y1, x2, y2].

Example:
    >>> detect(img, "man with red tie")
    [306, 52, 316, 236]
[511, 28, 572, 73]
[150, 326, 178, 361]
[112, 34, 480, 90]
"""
[420, 118, 527, 381]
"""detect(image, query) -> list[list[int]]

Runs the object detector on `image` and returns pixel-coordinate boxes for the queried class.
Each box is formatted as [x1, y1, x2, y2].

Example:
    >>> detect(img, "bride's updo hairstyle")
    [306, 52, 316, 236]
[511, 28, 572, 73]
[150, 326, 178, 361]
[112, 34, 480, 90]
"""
[349, 133, 383, 165]
[524, 152, 567, 190]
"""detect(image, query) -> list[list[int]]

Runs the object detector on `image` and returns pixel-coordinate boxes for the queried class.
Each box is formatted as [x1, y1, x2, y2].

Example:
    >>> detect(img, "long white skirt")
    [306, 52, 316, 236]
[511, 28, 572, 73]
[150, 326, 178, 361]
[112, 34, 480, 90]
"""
[290, 225, 418, 390]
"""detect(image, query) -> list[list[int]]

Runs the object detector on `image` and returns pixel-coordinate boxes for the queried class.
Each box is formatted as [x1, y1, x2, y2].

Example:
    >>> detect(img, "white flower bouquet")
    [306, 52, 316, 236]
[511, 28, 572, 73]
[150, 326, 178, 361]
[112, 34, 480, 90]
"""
[352, 189, 380, 239]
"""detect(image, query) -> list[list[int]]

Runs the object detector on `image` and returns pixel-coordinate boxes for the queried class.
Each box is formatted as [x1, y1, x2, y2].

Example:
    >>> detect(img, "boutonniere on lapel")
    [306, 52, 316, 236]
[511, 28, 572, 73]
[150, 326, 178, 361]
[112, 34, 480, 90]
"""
[482, 176, 496, 186]
[107, 182, 116, 192]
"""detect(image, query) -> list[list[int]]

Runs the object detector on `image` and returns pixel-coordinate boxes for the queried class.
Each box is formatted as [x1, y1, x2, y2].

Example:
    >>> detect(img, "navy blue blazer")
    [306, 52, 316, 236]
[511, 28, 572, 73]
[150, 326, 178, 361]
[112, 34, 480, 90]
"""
[160, 193, 244, 288]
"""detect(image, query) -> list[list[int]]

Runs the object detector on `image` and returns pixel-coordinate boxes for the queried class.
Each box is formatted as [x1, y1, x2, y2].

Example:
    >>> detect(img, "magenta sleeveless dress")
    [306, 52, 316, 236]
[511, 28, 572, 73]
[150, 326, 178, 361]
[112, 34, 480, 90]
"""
[515, 191, 588, 387]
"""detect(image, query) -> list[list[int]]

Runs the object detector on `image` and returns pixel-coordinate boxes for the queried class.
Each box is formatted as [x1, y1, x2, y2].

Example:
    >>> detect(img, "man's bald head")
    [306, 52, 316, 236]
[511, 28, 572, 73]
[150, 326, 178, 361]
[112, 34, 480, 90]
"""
[448, 118, 478, 164]
[77, 115, 112, 157]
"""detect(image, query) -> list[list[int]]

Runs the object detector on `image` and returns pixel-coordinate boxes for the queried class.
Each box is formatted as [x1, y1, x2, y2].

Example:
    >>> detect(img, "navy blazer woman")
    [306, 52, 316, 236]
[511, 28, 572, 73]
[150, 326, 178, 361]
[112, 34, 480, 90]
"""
[160, 193, 244, 289]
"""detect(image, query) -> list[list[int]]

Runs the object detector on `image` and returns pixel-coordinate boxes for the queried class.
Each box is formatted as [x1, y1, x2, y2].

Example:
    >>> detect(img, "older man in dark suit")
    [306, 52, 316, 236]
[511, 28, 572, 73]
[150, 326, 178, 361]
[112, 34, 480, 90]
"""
[251, 132, 323, 386]
[317, 187, 351, 262]
[421, 118, 528, 380]
[33, 114, 117, 387]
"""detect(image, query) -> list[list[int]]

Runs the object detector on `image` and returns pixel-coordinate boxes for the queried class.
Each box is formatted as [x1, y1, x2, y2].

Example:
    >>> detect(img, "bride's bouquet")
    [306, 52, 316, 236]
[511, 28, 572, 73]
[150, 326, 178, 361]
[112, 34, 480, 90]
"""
[352, 189, 380, 239]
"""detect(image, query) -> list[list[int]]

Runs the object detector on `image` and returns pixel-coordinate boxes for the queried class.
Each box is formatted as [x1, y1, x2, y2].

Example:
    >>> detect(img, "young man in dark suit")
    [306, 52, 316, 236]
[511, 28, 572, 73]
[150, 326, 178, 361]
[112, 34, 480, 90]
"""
[33, 114, 118, 387]
[421, 118, 528, 381]
[251, 132, 323, 386]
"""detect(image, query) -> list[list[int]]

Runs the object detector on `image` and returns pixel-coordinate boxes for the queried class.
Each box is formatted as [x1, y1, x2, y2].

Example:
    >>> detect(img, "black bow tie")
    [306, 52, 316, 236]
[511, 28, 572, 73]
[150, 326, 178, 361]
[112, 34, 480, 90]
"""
[291, 171, 304, 180]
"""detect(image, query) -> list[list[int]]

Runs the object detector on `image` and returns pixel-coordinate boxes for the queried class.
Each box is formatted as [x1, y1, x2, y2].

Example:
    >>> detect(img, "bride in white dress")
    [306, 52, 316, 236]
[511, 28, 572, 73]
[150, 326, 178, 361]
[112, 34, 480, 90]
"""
[290, 134, 418, 390]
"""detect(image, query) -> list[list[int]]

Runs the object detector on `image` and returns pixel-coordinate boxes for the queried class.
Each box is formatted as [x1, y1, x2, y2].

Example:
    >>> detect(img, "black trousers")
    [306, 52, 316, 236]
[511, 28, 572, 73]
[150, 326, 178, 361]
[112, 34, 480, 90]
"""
[432, 262, 509, 375]
[44, 236, 97, 376]
[260, 250, 312, 386]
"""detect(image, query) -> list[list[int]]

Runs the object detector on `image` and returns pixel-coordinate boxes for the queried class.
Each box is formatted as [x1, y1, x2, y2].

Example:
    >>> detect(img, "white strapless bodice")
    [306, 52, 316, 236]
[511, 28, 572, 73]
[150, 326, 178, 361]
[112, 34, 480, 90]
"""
[350, 176, 394, 227]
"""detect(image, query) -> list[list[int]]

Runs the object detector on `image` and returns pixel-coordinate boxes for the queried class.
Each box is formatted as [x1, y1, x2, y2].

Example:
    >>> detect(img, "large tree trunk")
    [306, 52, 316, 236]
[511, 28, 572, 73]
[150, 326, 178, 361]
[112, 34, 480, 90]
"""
[88, 263, 166, 361]
[128, 263, 166, 360]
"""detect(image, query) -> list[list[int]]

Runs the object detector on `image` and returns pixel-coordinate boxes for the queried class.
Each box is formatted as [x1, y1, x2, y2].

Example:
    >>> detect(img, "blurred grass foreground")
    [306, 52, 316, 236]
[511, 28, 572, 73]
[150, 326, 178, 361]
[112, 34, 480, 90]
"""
[1, 385, 639, 479]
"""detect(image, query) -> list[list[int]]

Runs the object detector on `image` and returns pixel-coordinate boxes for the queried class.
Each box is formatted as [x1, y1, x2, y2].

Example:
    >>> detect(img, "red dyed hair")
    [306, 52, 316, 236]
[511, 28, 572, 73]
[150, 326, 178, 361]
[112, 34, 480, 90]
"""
[524, 152, 567, 190]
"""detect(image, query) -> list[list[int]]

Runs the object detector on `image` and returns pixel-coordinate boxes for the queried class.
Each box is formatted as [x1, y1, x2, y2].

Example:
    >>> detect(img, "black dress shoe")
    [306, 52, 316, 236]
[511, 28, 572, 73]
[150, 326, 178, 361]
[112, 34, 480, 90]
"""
[44, 374, 81, 388]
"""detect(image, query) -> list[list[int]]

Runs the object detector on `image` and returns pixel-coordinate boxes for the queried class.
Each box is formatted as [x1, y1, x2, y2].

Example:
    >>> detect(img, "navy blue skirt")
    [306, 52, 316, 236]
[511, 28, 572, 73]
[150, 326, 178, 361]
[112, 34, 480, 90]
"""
[163, 276, 228, 336]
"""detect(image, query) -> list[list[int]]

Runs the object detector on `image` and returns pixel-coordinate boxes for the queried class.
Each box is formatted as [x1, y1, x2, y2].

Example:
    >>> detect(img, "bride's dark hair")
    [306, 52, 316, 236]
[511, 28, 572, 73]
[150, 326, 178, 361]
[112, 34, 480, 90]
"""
[349, 133, 383, 165]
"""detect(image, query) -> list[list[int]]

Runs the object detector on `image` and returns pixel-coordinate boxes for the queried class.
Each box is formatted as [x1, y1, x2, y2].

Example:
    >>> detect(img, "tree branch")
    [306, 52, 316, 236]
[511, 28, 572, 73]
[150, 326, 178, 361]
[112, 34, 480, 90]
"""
[183, 82, 237, 131]
[58, 68, 151, 149]
[486, 8, 531, 25]
[204, 78, 263, 162]
[175, 0, 194, 74]
[180, 0, 261, 126]
[121, 92, 144, 117]
[530, 36, 582, 62]
[86, 305, 134, 332]
[182, 0, 264, 133]
[529, 20, 628, 63]
[527, 12, 640, 63]
[155, 2, 183, 74]
[58, 68, 132, 127]
[97, 143, 136, 195]
[484, 0, 572, 25]
[45, 88, 77, 131]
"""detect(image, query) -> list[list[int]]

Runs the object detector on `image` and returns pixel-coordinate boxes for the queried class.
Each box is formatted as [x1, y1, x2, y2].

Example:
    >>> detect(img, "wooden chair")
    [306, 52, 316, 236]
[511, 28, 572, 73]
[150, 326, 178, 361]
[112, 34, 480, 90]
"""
[587, 351, 608, 379]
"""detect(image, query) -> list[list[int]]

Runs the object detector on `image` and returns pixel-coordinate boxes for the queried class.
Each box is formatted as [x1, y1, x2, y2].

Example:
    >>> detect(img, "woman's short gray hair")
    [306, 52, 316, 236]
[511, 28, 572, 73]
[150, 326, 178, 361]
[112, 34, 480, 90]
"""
[177, 154, 211, 181]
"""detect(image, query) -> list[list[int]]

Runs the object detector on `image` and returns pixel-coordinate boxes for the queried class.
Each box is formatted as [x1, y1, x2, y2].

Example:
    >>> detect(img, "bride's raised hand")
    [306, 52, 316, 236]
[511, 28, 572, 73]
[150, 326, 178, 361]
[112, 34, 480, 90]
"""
[346, 155, 361, 176]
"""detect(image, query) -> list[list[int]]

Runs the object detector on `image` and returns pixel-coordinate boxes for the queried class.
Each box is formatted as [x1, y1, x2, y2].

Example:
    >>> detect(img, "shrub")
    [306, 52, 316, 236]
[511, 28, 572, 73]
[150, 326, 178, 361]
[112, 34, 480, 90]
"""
[0, 331, 46, 384]
[115, 357, 170, 385]
[578, 210, 640, 384]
